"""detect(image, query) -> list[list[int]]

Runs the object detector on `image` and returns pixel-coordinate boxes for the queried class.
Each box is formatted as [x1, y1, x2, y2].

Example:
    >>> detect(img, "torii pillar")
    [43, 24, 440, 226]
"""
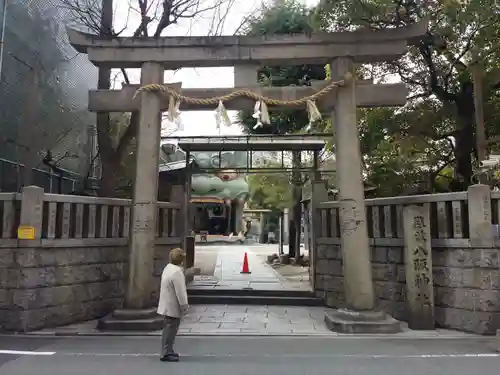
[324, 57, 401, 333]
[126, 62, 164, 309]
[97, 62, 165, 331]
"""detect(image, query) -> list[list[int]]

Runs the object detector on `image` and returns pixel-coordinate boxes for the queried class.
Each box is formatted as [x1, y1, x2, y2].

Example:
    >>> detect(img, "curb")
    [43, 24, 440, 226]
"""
[0, 332, 487, 339]
[0, 332, 336, 338]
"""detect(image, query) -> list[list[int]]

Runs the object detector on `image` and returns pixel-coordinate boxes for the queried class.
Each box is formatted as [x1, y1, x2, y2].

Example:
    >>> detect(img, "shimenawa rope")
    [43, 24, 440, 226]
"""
[132, 72, 352, 128]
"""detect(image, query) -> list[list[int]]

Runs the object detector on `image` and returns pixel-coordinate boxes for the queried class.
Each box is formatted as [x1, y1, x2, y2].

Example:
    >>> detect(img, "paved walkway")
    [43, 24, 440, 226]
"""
[179, 305, 331, 335]
[191, 245, 304, 290]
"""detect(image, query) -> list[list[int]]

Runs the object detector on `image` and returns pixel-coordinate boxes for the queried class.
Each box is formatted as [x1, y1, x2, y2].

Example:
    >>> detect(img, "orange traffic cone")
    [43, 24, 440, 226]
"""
[241, 252, 251, 274]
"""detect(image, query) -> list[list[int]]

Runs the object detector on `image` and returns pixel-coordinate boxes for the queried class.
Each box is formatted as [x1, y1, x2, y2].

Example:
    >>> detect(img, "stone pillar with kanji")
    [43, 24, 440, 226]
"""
[403, 204, 435, 330]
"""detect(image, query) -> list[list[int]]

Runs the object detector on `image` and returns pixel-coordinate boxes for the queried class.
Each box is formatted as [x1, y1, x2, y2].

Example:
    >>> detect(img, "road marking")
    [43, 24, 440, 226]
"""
[1, 348, 499, 359]
[1, 334, 492, 343]
[52, 352, 500, 359]
[0, 333, 492, 340]
[0, 350, 55, 356]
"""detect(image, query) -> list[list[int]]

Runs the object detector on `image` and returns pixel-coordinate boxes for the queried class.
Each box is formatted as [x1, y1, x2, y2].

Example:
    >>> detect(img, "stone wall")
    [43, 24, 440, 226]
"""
[315, 242, 500, 334]
[1, 245, 125, 332]
[311, 185, 500, 335]
[433, 246, 500, 334]
[0, 187, 183, 332]
[316, 243, 405, 320]
[0, 243, 176, 332]
[0, 246, 17, 331]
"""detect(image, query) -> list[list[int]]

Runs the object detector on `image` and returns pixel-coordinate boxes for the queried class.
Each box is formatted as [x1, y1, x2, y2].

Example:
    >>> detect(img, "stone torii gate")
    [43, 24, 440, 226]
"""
[67, 21, 427, 332]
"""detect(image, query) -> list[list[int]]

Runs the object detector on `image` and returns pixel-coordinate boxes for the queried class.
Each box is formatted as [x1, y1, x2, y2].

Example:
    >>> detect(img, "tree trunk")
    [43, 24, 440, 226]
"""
[454, 127, 474, 187]
[453, 86, 475, 188]
[98, 155, 122, 197]
[96, 0, 115, 196]
[288, 151, 302, 259]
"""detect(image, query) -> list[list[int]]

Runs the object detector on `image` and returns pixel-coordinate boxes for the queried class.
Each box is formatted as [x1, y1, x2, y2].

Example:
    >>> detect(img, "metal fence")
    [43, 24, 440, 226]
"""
[0, 157, 77, 193]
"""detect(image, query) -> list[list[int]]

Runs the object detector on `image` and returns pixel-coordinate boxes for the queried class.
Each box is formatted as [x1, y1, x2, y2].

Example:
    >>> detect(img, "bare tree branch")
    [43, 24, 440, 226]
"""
[59, 0, 241, 196]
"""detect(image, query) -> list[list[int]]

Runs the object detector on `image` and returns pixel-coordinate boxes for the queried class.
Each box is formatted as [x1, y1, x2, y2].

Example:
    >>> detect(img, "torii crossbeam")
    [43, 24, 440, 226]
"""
[89, 81, 408, 112]
[68, 22, 426, 68]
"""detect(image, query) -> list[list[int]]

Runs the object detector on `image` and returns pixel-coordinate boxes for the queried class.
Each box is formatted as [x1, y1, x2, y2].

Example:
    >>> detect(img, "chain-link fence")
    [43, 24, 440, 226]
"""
[0, 0, 98, 192]
[0, 158, 78, 193]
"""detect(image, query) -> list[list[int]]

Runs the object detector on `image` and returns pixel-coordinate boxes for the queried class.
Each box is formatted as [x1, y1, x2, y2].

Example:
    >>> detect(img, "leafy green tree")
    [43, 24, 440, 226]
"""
[238, 0, 326, 134]
[247, 161, 293, 210]
[314, 0, 500, 191]
[357, 105, 455, 196]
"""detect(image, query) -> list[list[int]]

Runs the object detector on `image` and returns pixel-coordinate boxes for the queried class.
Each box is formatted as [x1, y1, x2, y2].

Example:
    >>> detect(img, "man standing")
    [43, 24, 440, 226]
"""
[157, 248, 189, 362]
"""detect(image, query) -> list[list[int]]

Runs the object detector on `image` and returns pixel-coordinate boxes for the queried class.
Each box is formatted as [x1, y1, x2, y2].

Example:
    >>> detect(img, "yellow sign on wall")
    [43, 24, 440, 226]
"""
[18, 226, 36, 240]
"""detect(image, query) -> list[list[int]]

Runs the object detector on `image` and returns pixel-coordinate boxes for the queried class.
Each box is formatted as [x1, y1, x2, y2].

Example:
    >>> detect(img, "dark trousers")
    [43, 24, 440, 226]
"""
[161, 316, 181, 356]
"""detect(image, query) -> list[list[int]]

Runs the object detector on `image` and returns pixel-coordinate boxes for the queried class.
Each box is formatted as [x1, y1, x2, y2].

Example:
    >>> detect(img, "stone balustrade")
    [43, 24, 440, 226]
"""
[0, 189, 180, 245]
[311, 185, 500, 335]
[0, 186, 182, 332]
[316, 191, 471, 244]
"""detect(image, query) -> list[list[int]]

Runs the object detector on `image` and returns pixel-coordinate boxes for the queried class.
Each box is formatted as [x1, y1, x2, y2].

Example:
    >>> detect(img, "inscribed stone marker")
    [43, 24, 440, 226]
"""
[403, 204, 435, 330]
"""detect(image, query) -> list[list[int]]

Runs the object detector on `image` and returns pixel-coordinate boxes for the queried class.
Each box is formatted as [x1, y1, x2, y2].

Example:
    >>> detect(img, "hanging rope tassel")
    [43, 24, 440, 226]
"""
[167, 95, 176, 122]
[214, 100, 223, 130]
[343, 72, 354, 83]
[214, 100, 232, 130]
[306, 99, 322, 129]
[260, 100, 270, 125]
[173, 100, 183, 130]
[220, 101, 232, 127]
[252, 100, 263, 129]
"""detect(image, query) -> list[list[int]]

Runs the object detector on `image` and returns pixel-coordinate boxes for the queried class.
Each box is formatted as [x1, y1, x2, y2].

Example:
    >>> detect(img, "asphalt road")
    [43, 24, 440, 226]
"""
[0, 335, 499, 375]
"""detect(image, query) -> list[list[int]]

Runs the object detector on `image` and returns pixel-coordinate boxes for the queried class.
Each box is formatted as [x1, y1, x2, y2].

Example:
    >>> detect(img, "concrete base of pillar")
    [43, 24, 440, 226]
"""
[324, 308, 402, 334]
[97, 308, 163, 331]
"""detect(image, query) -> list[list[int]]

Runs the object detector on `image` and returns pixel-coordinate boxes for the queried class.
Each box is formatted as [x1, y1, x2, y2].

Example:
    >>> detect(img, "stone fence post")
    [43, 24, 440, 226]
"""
[283, 208, 289, 245]
[184, 235, 195, 269]
[467, 184, 493, 247]
[18, 185, 44, 244]
[259, 212, 266, 244]
[403, 204, 434, 330]
[170, 185, 185, 239]
[310, 182, 328, 297]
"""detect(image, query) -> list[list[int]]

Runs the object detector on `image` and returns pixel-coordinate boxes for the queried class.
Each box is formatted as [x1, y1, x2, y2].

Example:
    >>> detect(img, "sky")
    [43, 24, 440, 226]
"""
[112, 0, 321, 138]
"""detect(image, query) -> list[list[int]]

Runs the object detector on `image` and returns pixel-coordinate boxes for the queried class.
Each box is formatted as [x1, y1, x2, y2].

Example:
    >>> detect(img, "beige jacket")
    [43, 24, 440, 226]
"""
[157, 263, 189, 318]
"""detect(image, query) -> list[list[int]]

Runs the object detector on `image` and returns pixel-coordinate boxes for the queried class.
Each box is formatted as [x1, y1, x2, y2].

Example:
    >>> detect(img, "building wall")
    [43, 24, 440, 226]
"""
[0, 0, 97, 190]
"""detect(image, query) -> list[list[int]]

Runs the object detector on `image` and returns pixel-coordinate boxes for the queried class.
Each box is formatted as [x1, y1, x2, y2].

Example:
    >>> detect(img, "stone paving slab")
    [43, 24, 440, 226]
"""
[177, 305, 333, 335]
[19, 304, 482, 338]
